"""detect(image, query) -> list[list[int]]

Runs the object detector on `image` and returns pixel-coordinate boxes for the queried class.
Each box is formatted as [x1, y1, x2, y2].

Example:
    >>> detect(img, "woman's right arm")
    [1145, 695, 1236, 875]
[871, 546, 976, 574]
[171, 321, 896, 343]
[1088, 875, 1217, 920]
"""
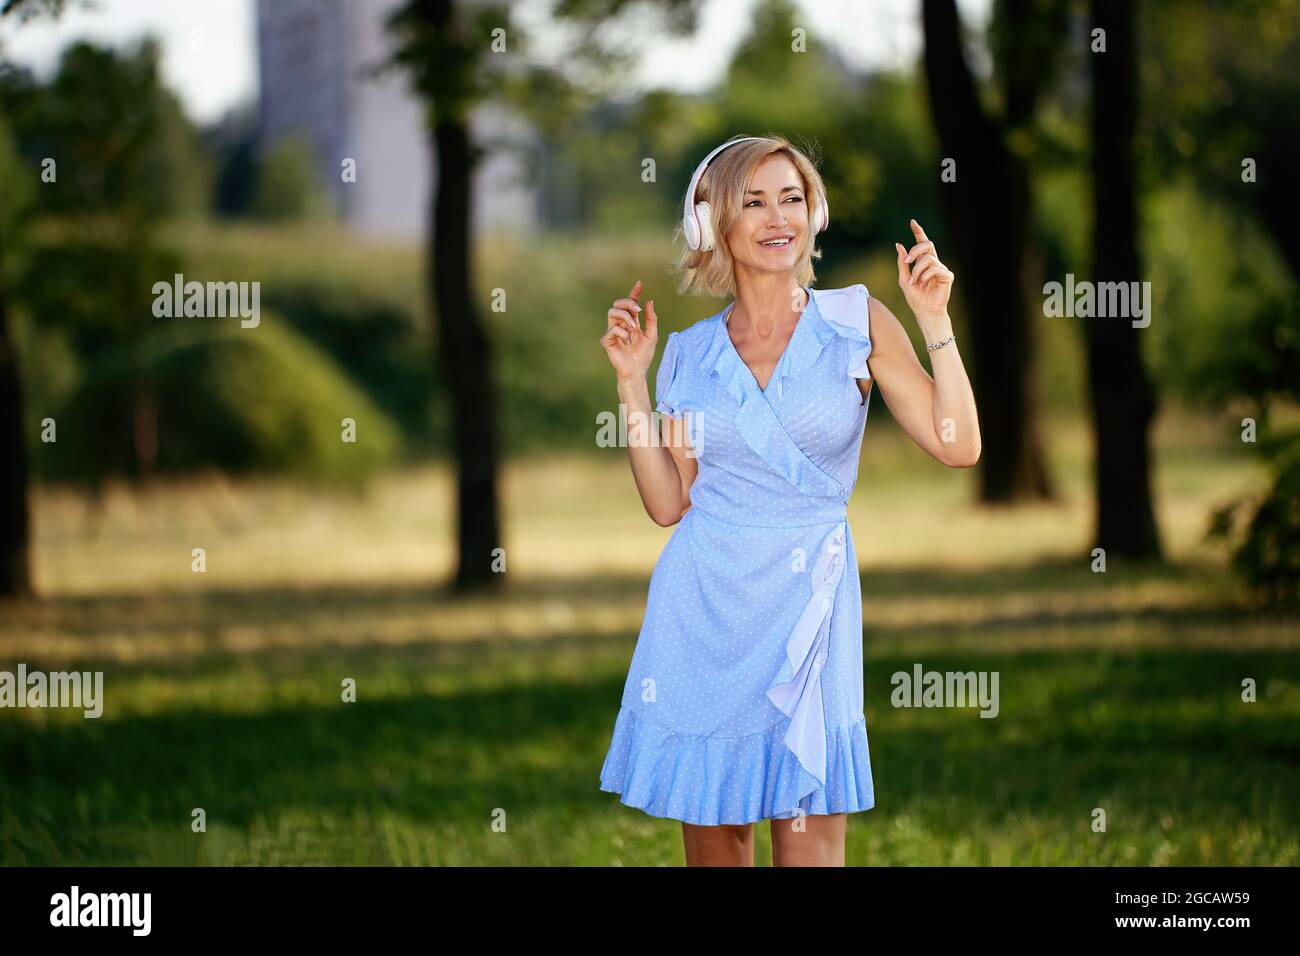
[602, 281, 697, 527]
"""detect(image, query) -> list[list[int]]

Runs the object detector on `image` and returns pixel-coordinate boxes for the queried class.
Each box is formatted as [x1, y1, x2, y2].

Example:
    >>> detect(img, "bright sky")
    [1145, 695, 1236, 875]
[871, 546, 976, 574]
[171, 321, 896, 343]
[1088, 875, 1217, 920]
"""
[0, 0, 258, 124]
[0, 0, 991, 126]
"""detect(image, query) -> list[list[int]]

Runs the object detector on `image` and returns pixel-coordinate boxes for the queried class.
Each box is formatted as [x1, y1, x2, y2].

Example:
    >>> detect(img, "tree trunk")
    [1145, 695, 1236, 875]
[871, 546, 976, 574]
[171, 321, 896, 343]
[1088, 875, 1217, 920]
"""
[920, 0, 1054, 503]
[1087, 0, 1161, 560]
[0, 244, 32, 598]
[432, 115, 503, 591]
[1244, 101, 1300, 281]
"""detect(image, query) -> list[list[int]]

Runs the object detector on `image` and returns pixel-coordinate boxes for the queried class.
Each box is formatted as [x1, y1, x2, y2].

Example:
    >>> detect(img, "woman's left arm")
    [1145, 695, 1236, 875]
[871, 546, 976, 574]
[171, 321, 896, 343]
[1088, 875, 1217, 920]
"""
[862, 219, 981, 468]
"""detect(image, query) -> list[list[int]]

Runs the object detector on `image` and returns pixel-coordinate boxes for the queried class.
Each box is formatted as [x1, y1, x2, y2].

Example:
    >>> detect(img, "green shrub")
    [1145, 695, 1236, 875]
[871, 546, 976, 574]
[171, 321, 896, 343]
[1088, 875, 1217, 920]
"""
[1224, 448, 1300, 605]
[256, 281, 436, 448]
[35, 315, 402, 487]
[1205, 286, 1300, 605]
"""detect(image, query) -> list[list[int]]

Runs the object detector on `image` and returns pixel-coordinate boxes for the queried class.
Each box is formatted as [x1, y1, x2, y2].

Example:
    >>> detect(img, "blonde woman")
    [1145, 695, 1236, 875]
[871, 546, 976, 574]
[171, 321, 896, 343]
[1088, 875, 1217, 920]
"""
[598, 134, 980, 866]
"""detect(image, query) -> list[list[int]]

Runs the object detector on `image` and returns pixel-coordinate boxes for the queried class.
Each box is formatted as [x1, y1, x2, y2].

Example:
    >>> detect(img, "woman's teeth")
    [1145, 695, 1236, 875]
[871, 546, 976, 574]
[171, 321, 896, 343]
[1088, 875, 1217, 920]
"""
[760, 238, 791, 246]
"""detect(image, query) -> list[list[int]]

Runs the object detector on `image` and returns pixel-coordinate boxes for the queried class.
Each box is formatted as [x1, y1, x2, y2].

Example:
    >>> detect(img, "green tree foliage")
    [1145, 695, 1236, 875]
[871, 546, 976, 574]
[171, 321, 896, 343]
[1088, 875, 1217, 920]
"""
[251, 135, 333, 222]
[3, 39, 210, 221]
[205, 106, 259, 218]
[1144, 0, 1300, 273]
[15, 230, 183, 355]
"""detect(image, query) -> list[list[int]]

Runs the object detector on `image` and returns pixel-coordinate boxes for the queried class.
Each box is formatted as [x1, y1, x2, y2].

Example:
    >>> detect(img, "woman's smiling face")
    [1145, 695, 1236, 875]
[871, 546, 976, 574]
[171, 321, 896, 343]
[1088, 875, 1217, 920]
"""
[725, 152, 810, 278]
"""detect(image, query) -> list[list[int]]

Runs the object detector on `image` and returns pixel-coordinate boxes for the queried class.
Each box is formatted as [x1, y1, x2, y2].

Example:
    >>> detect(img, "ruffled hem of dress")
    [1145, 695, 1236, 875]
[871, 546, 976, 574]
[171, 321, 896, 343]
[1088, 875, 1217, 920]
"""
[598, 705, 875, 826]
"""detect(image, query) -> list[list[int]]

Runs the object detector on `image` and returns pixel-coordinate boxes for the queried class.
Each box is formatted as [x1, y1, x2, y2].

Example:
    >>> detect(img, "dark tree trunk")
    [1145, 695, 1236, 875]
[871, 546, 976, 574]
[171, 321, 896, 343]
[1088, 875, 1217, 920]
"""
[0, 244, 32, 598]
[432, 115, 503, 591]
[921, 0, 1054, 503]
[1245, 108, 1300, 281]
[1087, 0, 1161, 560]
[393, 0, 504, 591]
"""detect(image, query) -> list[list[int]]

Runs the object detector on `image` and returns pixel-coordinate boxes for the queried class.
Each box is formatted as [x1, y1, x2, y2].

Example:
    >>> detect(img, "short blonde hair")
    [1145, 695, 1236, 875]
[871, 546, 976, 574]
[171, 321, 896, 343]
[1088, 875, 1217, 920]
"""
[670, 134, 826, 298]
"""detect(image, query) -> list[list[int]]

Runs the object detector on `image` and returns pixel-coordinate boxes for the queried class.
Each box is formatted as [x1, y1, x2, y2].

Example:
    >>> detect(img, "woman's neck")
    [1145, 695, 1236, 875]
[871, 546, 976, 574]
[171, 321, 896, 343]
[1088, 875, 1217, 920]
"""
[730, 275, 807, 337]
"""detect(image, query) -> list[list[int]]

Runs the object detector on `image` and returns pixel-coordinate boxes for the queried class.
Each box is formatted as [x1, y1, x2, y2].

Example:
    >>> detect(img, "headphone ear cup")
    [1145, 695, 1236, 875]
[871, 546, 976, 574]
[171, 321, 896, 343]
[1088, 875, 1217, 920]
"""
[694, 201, 715, 252]
[683, 212, 700, 251]
[814, 191, 828, 233]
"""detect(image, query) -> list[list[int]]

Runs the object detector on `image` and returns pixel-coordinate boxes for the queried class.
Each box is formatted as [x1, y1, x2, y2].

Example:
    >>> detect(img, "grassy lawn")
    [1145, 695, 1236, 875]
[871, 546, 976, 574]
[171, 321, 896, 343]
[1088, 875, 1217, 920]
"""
[1, 407, 1297, 865]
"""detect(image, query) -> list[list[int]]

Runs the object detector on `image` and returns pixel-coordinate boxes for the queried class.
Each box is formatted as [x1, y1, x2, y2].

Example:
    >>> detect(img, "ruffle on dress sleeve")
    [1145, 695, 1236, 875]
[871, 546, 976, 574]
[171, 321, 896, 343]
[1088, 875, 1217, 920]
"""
[655, 331, 685, 417]
[804, 284, 874, 382]
[843, 285, 873, 381]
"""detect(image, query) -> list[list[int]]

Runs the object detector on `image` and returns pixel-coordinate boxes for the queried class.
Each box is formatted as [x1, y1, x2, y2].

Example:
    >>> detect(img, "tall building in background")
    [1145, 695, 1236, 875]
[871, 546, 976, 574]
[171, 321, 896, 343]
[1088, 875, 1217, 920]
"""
[255, 0, 540, 240]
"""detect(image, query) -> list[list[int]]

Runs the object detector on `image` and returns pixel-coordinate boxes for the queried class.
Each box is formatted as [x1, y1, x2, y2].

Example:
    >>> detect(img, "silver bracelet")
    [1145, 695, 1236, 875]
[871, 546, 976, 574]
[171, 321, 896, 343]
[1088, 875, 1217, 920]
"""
[927, 335, 955, 352]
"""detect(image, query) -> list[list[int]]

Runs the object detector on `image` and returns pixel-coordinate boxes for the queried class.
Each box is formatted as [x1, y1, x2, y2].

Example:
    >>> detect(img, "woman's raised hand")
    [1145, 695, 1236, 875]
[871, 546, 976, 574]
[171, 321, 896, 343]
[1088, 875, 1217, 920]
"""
[895, 219, 955, 320]
[601, 279, 659, 380]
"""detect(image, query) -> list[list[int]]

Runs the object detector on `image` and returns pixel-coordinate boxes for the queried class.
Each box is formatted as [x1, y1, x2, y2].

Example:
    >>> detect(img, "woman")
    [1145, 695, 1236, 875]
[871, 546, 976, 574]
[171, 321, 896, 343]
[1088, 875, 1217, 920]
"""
[597, 134, 980, 866]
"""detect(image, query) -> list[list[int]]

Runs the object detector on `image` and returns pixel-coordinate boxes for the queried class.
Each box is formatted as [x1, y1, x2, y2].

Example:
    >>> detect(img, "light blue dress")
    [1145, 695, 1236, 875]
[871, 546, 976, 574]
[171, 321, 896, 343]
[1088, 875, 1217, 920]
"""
[599, 283, 878, 826]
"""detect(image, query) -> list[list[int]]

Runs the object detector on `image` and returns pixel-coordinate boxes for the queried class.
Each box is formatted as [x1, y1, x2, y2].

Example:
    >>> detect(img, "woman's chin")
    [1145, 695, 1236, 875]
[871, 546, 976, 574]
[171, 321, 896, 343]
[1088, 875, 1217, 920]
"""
[740, 250, 800, 273]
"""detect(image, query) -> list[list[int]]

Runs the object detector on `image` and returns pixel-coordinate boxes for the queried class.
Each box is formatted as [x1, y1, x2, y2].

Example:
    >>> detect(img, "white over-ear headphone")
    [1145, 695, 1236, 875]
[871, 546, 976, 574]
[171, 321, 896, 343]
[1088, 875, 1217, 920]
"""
[681, 136, 829, 252]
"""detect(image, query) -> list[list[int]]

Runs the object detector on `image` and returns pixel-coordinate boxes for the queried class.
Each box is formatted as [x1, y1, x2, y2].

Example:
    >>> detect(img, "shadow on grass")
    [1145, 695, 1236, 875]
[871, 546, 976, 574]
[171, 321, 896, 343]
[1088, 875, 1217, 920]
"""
[2, 637, 1298, 864]
[1, 554, 1275, 674]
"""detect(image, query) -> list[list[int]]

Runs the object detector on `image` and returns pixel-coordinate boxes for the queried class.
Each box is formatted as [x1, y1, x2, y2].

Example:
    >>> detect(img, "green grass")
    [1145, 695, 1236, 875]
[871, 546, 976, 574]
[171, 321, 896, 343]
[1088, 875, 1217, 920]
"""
[1, 411, 1296, 866]
[2, 609, 1296, 866]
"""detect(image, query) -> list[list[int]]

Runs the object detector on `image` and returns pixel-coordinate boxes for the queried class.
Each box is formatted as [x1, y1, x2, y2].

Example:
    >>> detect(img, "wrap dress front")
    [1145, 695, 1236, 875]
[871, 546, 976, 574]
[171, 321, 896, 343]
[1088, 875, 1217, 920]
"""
[598, 283, 878, 826]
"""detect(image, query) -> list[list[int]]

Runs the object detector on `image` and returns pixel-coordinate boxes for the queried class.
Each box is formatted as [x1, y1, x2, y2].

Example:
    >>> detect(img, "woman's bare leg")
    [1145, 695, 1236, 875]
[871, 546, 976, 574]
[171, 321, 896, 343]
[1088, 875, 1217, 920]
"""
[681, 822, 755, 866]
[770, 813, 847, 866]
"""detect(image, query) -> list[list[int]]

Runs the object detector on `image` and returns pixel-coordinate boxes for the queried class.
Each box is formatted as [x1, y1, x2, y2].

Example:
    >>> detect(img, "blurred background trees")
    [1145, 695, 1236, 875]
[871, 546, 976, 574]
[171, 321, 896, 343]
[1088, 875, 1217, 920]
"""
[384, 0, 701, 590]
[921, 0, 1062, 506]
[0, 0, 1295, 602]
